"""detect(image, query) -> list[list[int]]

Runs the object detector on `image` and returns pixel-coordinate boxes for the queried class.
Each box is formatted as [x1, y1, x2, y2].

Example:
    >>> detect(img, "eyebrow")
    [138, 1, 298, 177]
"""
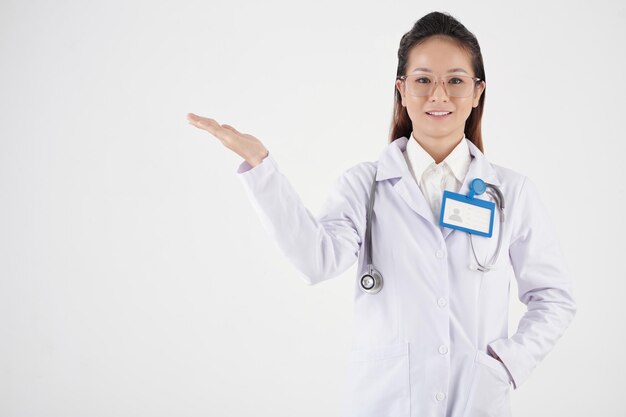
[411, 67, 469, 74]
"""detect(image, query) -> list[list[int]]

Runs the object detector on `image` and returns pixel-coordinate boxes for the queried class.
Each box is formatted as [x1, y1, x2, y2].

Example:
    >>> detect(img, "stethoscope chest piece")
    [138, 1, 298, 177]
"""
[360, 265, 383, 294]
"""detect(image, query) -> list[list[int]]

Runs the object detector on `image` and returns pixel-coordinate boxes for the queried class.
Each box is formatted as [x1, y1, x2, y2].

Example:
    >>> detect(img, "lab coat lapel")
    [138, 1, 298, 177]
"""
[376, 137, 438, 228]
[376, 136, 501, 240]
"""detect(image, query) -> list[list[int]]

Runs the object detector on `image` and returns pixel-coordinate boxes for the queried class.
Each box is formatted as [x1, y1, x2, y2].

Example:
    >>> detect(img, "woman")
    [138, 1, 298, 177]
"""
[187, 11, 576, 417]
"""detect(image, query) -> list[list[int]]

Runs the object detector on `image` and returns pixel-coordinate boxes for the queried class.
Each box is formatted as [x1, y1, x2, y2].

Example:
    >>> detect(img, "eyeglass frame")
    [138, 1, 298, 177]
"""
[396, 73, 484, 98]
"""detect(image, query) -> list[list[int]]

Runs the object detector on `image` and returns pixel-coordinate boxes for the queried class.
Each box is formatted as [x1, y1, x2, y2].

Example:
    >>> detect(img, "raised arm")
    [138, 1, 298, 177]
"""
[236, 153, 368, 285]
[187, 113, 368, 285]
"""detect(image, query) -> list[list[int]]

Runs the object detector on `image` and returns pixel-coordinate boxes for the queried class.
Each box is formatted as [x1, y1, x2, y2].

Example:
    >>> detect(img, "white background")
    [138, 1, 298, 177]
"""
[1, 1, 624, 416]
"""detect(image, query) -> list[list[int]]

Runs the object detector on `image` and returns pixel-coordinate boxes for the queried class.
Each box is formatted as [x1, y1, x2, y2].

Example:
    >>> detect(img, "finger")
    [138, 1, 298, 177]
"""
[221, 124, 241, 134]
[187, 112, 200, 122]
[186, 113, 243, 149]
[187, 113, 228, 139]
[187, 112, 214, 128]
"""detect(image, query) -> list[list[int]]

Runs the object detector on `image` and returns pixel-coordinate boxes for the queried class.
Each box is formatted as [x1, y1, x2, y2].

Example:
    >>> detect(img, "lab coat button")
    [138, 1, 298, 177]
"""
[436, 249, 444, 258]
[435, 391, 446, 401]
[437, 297, 447, 307]
[438, 345, 448, 354]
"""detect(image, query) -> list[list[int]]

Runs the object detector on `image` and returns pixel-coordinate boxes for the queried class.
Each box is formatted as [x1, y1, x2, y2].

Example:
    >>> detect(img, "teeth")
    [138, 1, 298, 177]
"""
[427, 111, 451, 116]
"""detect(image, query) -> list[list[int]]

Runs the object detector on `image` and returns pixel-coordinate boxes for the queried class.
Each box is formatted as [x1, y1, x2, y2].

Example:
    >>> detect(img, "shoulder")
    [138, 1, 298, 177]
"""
[489, 162, 553, 224]
[491, 162, 546, 202]
[337, 160, 377, 191]
[491, 162, 526, 185]
[490, 162, 531, 200]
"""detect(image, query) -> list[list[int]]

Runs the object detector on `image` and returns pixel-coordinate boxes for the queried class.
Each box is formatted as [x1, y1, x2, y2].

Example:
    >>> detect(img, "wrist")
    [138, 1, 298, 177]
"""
[248, 150, 269, 168]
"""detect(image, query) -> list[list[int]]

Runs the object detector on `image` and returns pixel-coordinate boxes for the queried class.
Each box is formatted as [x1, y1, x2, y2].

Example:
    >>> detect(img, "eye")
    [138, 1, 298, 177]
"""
[449, 77, 464, 84]
[416, 77, 431, 84]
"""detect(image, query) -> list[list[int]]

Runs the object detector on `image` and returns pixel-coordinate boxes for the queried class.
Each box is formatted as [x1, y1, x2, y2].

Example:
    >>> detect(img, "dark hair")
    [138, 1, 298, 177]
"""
[389, 11, 487, 153]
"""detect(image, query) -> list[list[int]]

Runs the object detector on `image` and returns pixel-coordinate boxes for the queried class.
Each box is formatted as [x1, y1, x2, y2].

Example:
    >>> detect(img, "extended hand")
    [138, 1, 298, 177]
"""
[186, 113, 269, 167]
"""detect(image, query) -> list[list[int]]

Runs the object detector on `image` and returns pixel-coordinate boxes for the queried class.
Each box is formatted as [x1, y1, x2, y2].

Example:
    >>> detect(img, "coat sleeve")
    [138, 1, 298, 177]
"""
[235, 151, 366, 285]
[487, 175, 577, 390]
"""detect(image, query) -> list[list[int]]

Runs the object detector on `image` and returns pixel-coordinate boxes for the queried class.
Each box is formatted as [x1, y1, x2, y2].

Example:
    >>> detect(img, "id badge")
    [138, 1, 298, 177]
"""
[439, 189, 495, 237]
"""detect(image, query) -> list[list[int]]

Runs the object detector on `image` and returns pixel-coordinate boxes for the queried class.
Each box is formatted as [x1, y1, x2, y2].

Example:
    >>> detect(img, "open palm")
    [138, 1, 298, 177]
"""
[186, 113, 269, 167]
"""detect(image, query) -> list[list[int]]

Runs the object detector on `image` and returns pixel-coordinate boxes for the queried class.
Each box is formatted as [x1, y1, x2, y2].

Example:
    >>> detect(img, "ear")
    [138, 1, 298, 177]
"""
[472, 81, 486, 108]
[396, 79, 406, 107]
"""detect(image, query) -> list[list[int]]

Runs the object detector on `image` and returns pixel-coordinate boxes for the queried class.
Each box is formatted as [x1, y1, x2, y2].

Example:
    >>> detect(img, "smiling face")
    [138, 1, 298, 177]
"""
[395, 35, 485, 148]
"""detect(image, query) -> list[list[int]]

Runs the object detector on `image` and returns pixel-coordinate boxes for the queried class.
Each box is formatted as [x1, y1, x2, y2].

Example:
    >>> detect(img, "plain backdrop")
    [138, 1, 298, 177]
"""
[1, 0, 624, 416]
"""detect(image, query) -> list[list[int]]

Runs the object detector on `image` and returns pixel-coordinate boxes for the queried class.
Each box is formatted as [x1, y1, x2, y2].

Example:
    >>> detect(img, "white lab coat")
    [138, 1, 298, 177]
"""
[236, 136, 576, 417]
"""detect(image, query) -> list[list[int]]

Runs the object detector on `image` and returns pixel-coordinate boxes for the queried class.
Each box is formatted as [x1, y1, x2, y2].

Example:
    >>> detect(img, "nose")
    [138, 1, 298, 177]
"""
[429, 80, 449, 101]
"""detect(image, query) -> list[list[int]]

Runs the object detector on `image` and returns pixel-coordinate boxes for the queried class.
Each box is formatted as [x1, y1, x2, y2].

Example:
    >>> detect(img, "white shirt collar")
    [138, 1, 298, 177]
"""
[404, 132, 472, 186]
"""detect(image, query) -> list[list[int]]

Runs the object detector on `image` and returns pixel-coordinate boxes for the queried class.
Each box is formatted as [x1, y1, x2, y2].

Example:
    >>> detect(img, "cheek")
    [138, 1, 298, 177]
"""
[405, 99, 428, 117]
[447, 100, 474, 121]
[458, 103, 474, 119]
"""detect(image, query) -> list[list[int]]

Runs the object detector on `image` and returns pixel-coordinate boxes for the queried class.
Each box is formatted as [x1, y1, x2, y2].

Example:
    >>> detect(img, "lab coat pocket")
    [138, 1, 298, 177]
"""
[340, 342, 410, 417]
[462, 350, 512, 417]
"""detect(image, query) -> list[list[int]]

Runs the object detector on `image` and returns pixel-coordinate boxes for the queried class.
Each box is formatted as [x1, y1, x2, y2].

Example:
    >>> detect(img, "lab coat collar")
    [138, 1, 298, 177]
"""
[405, 132, 471, 186]
[375, 136, 501, 238]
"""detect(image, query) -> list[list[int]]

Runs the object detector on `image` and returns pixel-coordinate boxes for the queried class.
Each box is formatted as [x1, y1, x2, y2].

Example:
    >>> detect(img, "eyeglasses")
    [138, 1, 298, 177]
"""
[397, 73, 484, 98]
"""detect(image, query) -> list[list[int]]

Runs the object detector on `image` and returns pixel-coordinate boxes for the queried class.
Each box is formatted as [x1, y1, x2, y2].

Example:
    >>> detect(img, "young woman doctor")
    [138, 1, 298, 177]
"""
[187, 11, 576, 417]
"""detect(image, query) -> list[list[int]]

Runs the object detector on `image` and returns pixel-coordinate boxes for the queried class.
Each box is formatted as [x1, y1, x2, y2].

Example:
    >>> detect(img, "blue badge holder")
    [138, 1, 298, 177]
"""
[439, 178, 496, 237]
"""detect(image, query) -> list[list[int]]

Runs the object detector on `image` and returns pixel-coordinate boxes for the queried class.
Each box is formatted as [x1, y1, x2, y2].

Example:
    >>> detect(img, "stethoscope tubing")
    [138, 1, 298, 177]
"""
[360, 171, 505, 294]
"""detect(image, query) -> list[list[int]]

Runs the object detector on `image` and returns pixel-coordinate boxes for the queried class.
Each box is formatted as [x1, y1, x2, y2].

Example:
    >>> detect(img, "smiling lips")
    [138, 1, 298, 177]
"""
[425, 111, 452, 119]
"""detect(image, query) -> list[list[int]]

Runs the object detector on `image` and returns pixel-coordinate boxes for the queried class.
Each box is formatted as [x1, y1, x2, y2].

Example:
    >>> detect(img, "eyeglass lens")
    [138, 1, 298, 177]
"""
[405, 74, 477, 98]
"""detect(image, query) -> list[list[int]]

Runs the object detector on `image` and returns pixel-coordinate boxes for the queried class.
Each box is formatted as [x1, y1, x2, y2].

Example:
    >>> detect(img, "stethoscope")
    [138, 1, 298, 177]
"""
[359, 171, 506, 295]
